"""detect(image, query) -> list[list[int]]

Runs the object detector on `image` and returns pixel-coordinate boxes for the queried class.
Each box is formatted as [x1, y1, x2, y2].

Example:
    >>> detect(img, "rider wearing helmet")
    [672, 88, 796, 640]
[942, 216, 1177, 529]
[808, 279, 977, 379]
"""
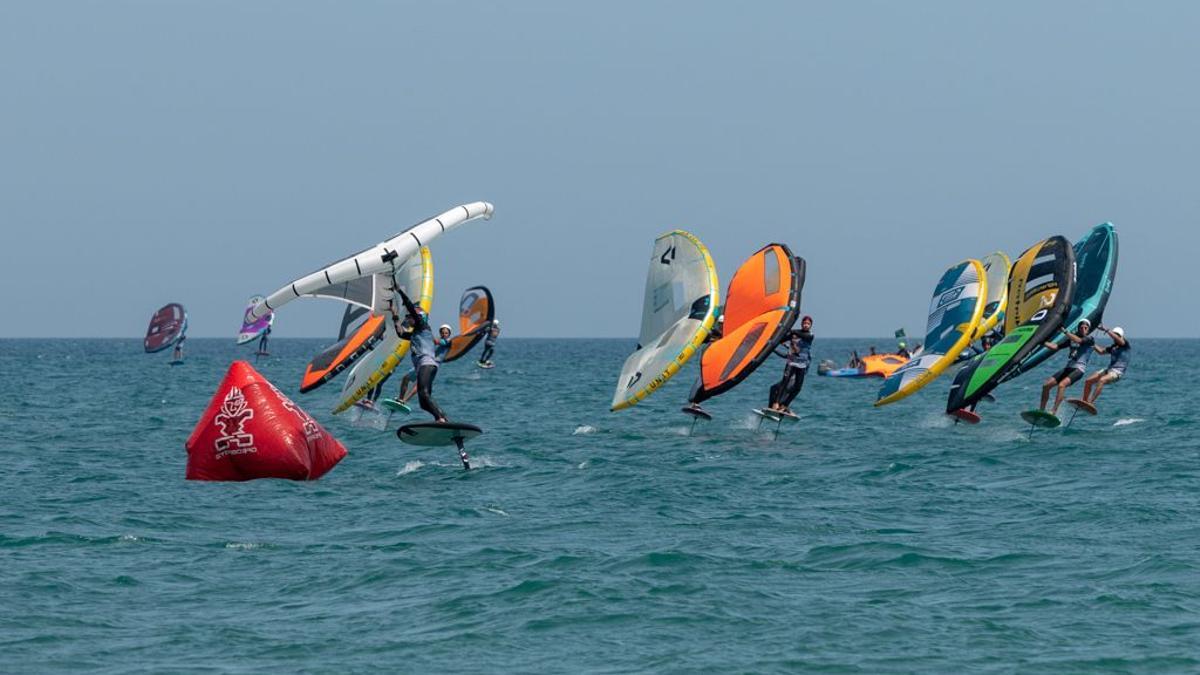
[1039, 318, 1095, 415]
[1083, 325, 1130, 405]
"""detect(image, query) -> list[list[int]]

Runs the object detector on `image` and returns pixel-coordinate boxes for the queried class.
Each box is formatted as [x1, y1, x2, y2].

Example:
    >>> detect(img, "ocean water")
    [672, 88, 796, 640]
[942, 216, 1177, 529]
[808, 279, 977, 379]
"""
[1, 337, 1197, 673]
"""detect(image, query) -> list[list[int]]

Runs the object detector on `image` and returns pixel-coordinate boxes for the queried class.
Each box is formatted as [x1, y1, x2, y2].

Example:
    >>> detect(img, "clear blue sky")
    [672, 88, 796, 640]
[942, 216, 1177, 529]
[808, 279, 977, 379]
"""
[2, 2, 1196, 338]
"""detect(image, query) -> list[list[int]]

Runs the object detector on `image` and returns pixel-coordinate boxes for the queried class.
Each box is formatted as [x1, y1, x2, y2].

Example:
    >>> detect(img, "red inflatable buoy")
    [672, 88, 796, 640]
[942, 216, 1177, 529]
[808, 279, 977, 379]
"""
[185, 361, 347, 481]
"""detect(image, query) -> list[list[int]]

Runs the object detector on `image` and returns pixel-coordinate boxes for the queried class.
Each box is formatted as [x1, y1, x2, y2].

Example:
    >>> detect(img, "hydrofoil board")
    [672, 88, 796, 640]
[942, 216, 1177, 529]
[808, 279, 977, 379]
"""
[1066, 398, 1097, 415]
[1020, 409, 1061, 429]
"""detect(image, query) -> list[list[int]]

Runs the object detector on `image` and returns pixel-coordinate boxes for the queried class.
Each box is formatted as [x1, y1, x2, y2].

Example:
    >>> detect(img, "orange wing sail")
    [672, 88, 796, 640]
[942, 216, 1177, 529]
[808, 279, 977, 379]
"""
[693, 244, 803, 403]
[299, 312, 387, 393]
[442, 286, 495, 363]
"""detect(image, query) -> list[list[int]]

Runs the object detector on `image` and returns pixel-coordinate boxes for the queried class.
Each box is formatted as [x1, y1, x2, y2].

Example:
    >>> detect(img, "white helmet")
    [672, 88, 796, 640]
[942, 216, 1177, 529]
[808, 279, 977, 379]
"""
[438, 324, 452, 333]
[1078, 318, 1092, 328]
[492, 319, 500, 327]
[1111, 326, 1125, 338]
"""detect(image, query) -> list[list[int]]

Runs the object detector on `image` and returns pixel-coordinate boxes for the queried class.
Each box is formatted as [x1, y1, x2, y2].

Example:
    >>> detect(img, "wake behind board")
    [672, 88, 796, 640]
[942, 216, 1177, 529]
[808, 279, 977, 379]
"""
[1020, 410, 1061, 429]
[1066, 398, 1097, 415]
[819, 368, 866, 378]
[949, 409, 981, 424]
[381, 398, 411, 413]
[681, 406, 713, 421]
[396, 422, 483, 447]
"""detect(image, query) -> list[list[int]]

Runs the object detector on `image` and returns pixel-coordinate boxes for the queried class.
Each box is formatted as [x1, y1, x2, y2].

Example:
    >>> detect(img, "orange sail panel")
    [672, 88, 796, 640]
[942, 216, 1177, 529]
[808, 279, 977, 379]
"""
[695, 244, 803, 403]
[299, 312, 386, 393]
[442, 286, 495, 363]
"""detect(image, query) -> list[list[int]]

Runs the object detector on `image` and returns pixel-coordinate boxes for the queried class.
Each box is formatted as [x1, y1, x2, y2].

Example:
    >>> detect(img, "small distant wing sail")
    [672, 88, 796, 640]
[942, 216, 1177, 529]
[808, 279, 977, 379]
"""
[442, 286, 495, 363]
[246, 202, 493, 321]
[145, 303, 187, 353]
[299, 308, 388, 393]
[612, 230, 720, 411]
[333, 247, 434, 414]
[973, 251, 1010, 340]
[1006, 223, 1118, 378]
[876, 259, 986, 406]
[947, 236, 1075, 412]
[692, 244, 802, 404]
[236, 295, 275, 345]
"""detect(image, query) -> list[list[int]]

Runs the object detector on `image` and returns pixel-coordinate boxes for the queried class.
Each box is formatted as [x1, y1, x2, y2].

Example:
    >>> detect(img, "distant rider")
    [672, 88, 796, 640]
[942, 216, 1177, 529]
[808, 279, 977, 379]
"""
[1039, 319, 1095, 415]
[478, 319, 501, 366]
[768, 315, 814, 415]
[1082, 325, 1130, 405]
[172, 336, 185, 362]
[392, 290, 448, 422]
[846, 350, 862, 369]
[258, 325, 271, 354]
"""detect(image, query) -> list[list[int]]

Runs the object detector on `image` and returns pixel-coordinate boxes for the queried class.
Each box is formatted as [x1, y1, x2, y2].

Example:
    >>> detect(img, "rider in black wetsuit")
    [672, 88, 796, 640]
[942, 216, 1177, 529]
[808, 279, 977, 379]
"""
[258, 325, 271, 353]
[392, 289, 448, 422]
[768, 315, 814, 414]
[478, 320, 500, 365]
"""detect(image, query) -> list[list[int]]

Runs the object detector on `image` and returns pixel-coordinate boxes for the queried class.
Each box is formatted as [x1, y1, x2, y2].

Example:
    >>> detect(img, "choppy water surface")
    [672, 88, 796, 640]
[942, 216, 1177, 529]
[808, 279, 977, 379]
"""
[1, 338, 1197, 672]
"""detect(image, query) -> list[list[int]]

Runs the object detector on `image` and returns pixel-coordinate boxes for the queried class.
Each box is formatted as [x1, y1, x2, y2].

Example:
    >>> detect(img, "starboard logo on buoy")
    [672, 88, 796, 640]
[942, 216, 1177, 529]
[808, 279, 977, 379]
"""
[267, 381, 323, 441]
[213, 387, 257, 459]
[186, 361, 348, 481]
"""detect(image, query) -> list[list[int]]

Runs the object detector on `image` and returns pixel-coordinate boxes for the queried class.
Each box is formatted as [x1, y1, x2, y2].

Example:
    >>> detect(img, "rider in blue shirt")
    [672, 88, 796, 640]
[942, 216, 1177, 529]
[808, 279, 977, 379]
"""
[768, 315, 814, 415]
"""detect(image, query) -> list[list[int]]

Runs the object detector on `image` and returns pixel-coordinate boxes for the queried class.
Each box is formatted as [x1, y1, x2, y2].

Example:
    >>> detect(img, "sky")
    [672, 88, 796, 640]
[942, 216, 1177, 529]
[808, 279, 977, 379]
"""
[2, 1, 1198, 338]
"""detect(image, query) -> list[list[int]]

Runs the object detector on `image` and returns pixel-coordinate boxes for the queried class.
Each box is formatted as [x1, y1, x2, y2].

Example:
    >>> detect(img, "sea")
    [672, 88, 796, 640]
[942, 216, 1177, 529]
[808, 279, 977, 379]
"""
[1, 337, 1196, 673]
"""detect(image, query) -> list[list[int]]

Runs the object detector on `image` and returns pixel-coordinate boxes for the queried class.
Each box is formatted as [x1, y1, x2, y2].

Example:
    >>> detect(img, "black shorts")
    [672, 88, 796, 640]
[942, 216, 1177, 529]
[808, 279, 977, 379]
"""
[1052, 367, 1083, 385]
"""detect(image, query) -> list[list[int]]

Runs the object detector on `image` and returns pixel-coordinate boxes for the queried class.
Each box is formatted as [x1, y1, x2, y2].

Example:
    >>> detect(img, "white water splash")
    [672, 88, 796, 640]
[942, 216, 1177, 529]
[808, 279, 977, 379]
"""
[734, 414, 760, 430]
[992, 427, 1029, 443]
[1113, 418, 1145, 427]
[918, 412, 954, 429]
[572, 425, 597, 435]
[224, 542, 263, 551]
[397, 460, 425, 475]
[484, 507, 510, 517]
[118, 534, 143, 543]
[577, 460, 589, 470]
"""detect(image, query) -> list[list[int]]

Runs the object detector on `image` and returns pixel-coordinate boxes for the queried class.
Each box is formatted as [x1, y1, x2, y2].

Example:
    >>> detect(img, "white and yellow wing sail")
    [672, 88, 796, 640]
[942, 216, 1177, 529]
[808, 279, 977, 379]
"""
[333, 247, 434, 414]
[612, 230, 719, 411]
[972, 251, 1010, 340]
